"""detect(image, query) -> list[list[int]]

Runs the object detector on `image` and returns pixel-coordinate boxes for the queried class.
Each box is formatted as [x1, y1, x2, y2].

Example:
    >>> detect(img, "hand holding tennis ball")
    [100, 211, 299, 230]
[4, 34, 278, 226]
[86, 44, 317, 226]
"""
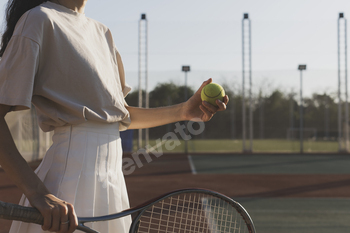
[184, 79, 228, 122]
[201, 83, 226, 107]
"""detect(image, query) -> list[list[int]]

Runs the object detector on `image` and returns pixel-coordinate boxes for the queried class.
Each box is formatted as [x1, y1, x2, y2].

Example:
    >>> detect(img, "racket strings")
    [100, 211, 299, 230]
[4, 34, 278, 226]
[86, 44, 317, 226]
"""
[136, 193, 249, 233]
[142, 197, 240, 233]
[139, 197, 214, 232]
[138, 208, 241, 232]
[142, 198, 238, 220]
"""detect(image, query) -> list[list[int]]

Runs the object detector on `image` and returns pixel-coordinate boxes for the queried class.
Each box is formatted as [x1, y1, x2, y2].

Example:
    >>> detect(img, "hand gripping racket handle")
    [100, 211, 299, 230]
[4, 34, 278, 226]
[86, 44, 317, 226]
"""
[0, 201, 43, 225]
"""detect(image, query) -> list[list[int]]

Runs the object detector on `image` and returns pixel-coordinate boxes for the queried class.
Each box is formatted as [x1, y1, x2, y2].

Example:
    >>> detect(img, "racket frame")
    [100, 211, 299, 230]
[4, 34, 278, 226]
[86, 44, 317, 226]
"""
[0, 188, 256, 233]
[128, 188, 256, 233]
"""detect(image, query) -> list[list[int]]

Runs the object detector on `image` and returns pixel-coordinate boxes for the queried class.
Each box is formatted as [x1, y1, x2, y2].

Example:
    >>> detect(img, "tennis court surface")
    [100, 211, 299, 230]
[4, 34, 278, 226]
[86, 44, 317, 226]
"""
[1, 153, 350, 233]
[125, 153, 350, 233]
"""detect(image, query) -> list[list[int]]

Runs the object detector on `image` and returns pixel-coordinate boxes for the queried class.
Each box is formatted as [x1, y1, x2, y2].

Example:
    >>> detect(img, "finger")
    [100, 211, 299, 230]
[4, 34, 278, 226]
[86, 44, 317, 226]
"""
[195, 78, 213, 95]
[49, 208, 61, 232]
[216, 99, 227, 111]
[202, 78, 212, 86]
[41, 209, 52, 231]
[58, 205, 69, 233]
[67, 204, 78, 233]
[223, 95, 229, 105]
[202, 101, 218, 113]
[199, 104, 214, 119]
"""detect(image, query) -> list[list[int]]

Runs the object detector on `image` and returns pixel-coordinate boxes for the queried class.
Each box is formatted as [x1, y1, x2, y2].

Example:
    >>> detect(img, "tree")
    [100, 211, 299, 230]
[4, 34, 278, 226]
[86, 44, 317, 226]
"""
[125, 90, 146, 107]
[126, 82, 340, 142]
[261, 90, 290, 138]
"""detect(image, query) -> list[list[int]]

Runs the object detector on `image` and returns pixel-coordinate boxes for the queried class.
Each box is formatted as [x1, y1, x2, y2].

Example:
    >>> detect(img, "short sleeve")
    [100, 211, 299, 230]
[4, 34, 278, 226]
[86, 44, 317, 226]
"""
[122, 83, 132, 97]
[115, 48, 132, 98]
[0, 36, 40, 111]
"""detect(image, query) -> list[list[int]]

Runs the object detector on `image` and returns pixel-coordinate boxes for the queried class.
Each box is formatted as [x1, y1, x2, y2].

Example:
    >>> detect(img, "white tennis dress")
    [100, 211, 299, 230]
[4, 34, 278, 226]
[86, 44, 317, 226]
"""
[0, 2, 132, 233]
[10, 122, 132, 233]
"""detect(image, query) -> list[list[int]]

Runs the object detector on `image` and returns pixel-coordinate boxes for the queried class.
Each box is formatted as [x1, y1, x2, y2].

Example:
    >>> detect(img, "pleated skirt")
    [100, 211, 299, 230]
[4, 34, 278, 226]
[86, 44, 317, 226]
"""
[9, 121, 132, 233]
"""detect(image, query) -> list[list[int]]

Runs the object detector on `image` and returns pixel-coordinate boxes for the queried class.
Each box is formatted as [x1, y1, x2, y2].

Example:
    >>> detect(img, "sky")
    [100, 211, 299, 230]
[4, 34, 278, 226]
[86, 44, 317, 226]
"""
[1, 0, 350, 98]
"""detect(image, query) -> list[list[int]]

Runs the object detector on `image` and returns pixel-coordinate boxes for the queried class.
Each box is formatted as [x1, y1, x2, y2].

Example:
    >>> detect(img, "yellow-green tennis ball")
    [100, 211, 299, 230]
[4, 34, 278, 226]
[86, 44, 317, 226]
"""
[201, 83, 225, 106]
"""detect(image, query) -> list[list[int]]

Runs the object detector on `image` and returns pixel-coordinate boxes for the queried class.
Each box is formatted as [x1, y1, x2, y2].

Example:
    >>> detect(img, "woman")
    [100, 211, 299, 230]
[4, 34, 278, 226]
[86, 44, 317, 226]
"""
[0, 0, 228, 233]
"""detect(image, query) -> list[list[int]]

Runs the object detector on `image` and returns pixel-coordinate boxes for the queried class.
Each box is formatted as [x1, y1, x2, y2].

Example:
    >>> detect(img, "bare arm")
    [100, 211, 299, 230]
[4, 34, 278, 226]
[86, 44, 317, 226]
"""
[126, 103, 185, 129]
[0, 105, 47, 199]
[126, 79, 229, 130]
[0, 104, 77, 233]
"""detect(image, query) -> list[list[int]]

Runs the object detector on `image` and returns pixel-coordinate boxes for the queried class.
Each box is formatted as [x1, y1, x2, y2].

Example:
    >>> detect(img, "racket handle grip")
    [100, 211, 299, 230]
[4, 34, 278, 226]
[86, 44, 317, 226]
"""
[0, 201, 43, 225]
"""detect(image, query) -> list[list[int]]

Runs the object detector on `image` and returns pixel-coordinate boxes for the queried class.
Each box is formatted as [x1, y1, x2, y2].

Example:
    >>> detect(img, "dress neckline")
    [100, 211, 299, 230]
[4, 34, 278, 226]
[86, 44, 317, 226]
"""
[43, 1, 86, 18]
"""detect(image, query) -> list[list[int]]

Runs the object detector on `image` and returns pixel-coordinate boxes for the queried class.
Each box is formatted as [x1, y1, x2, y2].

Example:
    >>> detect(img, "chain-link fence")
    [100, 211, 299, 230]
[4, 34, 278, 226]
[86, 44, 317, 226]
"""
[4, 69, 346, 163]
[126, 69, 343, 154]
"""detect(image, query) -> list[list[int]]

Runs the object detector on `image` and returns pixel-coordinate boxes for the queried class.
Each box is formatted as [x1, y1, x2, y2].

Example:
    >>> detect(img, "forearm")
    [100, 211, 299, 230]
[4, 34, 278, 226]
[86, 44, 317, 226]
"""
[126, 103, 186, 129]
[0, 116, 49, 199]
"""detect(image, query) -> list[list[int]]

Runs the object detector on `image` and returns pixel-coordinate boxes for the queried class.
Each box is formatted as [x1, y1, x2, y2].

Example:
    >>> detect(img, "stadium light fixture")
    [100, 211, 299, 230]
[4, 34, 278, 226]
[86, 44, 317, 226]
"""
[182, 66, 190, 72]
[298, 65, 306, 70]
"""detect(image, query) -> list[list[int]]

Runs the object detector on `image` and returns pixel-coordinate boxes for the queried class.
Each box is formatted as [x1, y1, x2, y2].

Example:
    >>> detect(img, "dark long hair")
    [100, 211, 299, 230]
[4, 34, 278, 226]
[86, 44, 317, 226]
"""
[0, 0, 47, 57]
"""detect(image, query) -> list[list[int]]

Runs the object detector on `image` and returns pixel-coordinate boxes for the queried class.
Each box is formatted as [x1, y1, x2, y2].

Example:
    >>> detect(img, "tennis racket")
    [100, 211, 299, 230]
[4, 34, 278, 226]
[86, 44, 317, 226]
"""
[0, 188, 256, 233]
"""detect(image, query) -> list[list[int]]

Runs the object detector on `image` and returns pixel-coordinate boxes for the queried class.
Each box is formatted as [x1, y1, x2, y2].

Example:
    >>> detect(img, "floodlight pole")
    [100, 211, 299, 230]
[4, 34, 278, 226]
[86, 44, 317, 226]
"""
[182, 66, 191, 155]
[338, 13, 342, 151]
[298, 65, 306, 154]
[324, 94, 330, 140]
[138, 14, 148, 150]
[338, 13, 349, 152]
[345, 16, 349, 151]
[242, 13, 253, 153]
[289, 92, 296, 140]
